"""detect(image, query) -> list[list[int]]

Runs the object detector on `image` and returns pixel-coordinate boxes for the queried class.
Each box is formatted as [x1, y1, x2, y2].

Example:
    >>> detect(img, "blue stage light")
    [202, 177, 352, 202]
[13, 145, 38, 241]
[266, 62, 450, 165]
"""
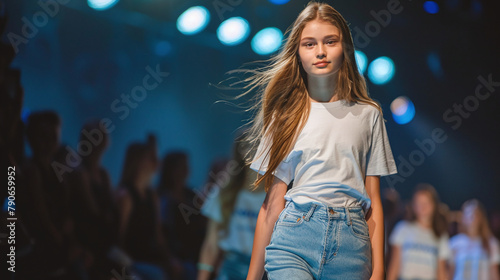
[355, 50, 368, 74]
[268, 0, 290, 4]
[251, 27, 283, 55]
[217, 17, 250, 46]
[368, 56, 395, 85]
[87, 0, 119, 11]
[177, 6, 210, 35]
[391, 96, 415, 125]
[424, 1, 439, 14]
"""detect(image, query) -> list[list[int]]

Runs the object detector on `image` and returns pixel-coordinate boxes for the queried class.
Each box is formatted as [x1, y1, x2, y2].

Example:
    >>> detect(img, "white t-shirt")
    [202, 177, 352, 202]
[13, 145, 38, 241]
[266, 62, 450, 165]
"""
[389, 221, 451, 280]
[250, 100, 397, 214]
[449, 233, 500, 280]
[201, 187, 266, 255]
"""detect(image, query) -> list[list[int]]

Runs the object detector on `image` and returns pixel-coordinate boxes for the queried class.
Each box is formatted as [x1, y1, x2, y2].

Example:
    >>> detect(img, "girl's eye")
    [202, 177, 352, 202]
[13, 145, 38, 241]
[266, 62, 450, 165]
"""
[326, 40, 337, 45]
[303, 42, 314, 47]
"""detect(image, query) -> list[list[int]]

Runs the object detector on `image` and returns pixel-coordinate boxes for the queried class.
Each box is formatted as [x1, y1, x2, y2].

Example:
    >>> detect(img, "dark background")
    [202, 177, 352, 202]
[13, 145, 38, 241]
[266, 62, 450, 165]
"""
[3, 0, 500, 210]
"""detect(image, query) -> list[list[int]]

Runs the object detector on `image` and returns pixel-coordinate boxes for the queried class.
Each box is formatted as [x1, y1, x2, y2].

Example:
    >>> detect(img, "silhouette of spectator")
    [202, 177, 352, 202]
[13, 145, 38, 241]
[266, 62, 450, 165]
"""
[158, 151, 207, 280]
[19, 111, 89, 279]
[116, 134, 169, 280]
[67, 120, 123, 279]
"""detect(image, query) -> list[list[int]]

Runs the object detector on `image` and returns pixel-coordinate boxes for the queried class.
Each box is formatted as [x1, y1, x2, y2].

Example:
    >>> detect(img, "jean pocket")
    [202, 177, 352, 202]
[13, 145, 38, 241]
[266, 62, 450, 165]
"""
[277, 209, 304, 227]
[349, 217, 370, 240]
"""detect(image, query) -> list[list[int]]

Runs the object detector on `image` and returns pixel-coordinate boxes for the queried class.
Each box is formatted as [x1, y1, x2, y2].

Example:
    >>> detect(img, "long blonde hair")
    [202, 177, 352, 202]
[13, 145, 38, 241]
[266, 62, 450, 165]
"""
[229, 2, 380, 192]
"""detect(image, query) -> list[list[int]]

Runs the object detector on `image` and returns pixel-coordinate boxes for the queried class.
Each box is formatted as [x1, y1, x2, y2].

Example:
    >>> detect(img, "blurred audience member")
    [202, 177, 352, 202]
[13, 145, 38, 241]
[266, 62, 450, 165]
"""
[19, 111, 88, 279]
[449, 199, 500, 280]
[158, 151, 207, 280]
[67, 121, 124, 279]
[116, 135, 169, 280]
[387, 183, 450, 280]
[197, 134, 266, 280]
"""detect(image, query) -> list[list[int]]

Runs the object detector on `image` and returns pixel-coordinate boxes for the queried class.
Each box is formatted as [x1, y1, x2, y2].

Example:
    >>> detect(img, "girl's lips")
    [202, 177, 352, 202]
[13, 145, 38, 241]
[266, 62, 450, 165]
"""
[314, 62, 329, 67]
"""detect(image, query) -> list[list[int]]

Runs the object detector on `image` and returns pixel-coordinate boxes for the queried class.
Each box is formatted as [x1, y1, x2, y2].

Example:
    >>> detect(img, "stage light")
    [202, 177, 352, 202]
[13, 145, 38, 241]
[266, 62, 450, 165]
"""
[355, 50, 367, 74]
[268, 0, 290, 4]
[367, 56, 395, 85]
[391, 96, 415, 125]
[87, 0, 119, 11]
[177, 6, 210, 35]
[424, 1, 439, 14]
[217, 17, 250, 46]
[251, 27, 283, 55]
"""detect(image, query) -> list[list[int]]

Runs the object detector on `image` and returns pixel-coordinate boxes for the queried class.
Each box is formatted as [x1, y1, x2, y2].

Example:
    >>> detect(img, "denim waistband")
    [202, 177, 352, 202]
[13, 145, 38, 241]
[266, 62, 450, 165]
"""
[284, 199, 366, 222]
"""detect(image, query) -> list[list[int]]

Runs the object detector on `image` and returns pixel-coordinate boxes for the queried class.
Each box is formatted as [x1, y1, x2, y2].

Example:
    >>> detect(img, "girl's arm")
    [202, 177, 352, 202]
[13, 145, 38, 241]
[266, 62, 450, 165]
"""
[490, 264, 500, 280]
[365, 175, 385, 280]
[246, 176, 287, 280]
[197, 219, 222, 280]
[437, 259, 449, 280]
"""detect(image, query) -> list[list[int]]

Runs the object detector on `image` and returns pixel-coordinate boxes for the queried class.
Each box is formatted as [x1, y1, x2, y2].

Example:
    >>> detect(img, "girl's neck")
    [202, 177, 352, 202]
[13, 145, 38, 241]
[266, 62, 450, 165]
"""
[307, 73, 339, 103]
[417, 217, 432, 229]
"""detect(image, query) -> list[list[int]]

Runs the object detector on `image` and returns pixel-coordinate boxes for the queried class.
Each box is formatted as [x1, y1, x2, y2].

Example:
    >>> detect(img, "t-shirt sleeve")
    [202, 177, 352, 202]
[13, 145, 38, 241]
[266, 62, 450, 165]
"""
[200, 188, 223, 223]
[366, 111, 398, 176]
[249, 134, 297, 185]
[438, 234, 451, 260]
[389, 220, 407, 246]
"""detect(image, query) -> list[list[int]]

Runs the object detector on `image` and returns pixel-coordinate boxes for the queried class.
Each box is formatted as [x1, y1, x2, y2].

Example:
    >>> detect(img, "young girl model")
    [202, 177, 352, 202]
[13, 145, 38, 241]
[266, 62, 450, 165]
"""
[241, 2, 398, 279]
[449, 199, 500, 280]
[387, 184, 450, 280]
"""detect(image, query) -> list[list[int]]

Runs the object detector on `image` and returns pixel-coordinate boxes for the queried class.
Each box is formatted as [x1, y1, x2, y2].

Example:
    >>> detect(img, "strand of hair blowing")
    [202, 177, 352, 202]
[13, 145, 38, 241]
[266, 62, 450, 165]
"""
[229, 2, 381, 192]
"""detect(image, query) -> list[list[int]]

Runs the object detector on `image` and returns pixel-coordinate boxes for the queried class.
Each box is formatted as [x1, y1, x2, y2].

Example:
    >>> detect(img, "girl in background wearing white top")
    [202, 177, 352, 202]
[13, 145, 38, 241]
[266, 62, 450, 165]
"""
[387, 184, 450, 280]
[449, 199, 500, 280]
[237, 2, 397, 279]
[197, 133, 267, 280]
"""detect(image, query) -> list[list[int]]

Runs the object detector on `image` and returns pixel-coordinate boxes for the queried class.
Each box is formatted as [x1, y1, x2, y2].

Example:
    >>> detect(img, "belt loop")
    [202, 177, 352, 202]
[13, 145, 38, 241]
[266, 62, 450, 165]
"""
[346, 207, 352, 226]
[303, 204, 317, 221]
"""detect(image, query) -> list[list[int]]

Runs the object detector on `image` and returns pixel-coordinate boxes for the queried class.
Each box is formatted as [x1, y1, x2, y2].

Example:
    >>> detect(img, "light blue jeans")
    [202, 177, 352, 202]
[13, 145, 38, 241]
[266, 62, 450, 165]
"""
[264, 200, 372, 279]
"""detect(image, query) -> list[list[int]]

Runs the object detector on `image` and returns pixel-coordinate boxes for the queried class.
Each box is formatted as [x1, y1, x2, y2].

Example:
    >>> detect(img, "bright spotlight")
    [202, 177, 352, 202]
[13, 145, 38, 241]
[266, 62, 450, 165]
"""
[217, 17, 250, 46]
[368, 56, 395, 85]
[355, 50, 368, 74]
[391, 96, 415, 125]
[87, 0, 119, 11]
[251, 27, 283, 55]
[177, 6, 210, 35]
[423, 1, 439, 14]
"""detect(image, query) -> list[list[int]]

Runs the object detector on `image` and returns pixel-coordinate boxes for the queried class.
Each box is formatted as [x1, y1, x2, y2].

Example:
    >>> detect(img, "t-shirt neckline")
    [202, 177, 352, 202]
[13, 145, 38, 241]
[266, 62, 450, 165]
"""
[310, 99, 344, 108]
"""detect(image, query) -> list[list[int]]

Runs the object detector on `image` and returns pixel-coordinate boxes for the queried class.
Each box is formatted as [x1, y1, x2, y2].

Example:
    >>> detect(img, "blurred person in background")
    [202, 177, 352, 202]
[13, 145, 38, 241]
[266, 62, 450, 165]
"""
[67, 120, 125, 279]
[20, 111, 90, 279]
[449, 199, 500, 280]
[157, 151, 207, 280]
[197, 133, 266, 280]
[387, 183, 450, 280]
[116, 135, 170, 280]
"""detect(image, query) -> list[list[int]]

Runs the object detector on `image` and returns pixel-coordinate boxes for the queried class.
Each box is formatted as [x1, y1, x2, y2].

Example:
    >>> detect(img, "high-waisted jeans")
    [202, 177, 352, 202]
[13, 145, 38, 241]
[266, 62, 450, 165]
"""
[264, 200, 372, 279]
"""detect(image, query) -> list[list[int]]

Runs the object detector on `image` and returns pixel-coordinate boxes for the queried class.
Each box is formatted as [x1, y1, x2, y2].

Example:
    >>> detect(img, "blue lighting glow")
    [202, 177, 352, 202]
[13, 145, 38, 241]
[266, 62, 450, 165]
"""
[391, 96, 415, 125]
[424, 1, 439, 14]
[355, 50, 368, 74]
[251, 27, 283, 55]
[87, 0, 119, 11]
[268, 0, 290, 4]
[177, 6, 210, 35]
[217, 17, 250, 46]
[367, 56, 395, 85]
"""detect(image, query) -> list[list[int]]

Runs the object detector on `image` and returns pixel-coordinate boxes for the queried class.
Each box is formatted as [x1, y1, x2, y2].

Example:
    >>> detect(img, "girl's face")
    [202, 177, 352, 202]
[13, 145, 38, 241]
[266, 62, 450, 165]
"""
[413, 191, 435, 221]
[462, 204, 480, 230]
[298, 19, 344, 77]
